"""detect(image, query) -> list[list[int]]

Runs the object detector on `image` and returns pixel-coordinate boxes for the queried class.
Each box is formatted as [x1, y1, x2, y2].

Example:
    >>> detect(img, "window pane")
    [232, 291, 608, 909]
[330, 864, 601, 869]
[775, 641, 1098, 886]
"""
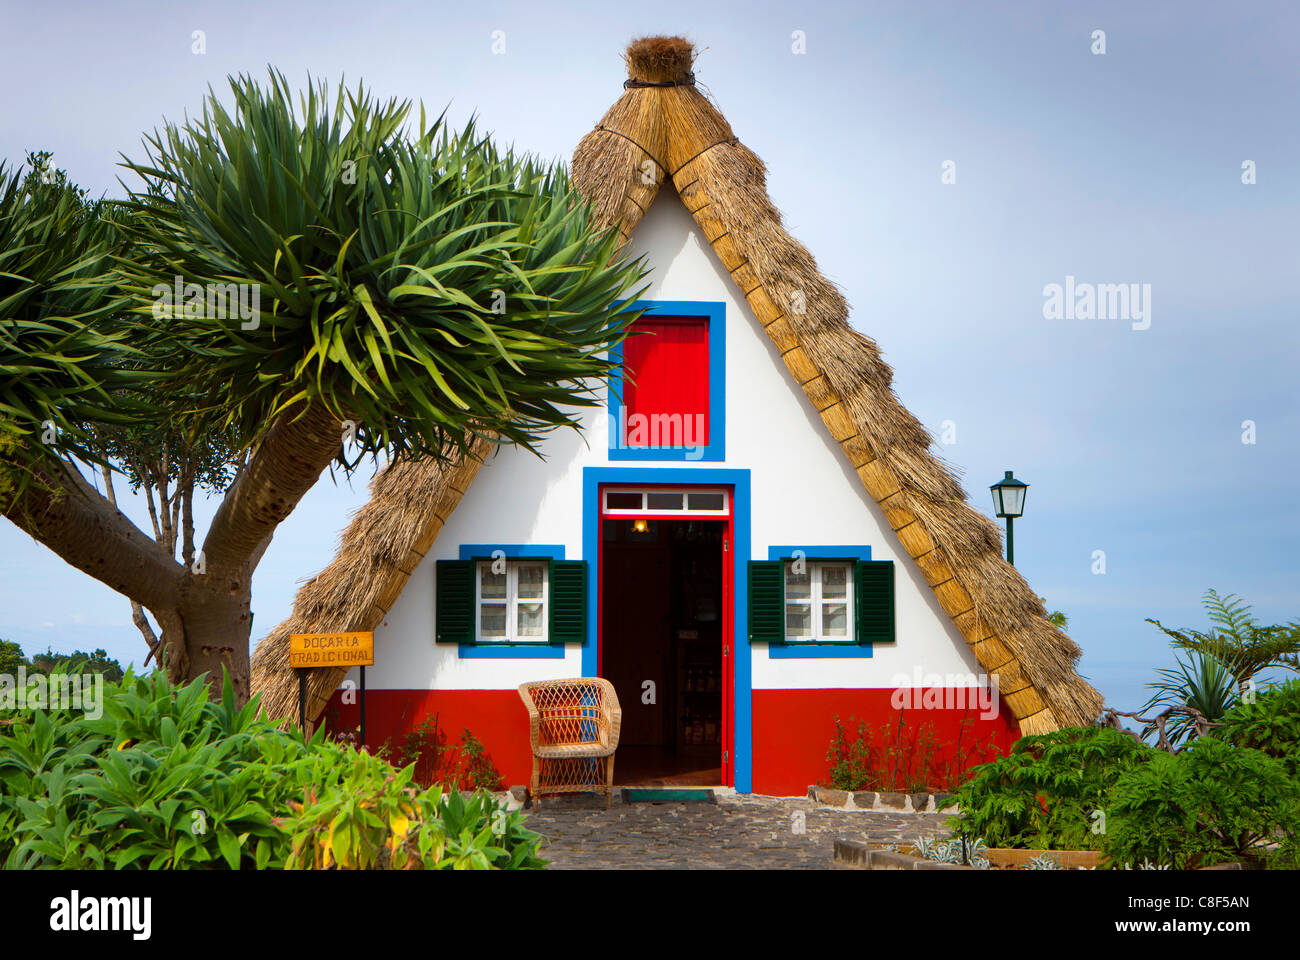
[480, 566, 506, 599]
[480, 604, 507, 637]
[646, 492, 684, 510]
[786, 603, 811, 637]
[822, 603, 848, 637]
[517, 603, 544, 638]
[622, 318, 710, 448]
[606, 492, 642, 510]
[687, 492, 725, 511]
[821, 565, 848, 599]
[785, 567, 810, 600]
[517, 564, 545, 600]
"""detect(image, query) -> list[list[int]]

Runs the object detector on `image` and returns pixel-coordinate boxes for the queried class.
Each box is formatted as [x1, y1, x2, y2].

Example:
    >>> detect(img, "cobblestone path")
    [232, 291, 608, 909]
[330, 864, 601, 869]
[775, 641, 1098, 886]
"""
[518, 791, 957, 869]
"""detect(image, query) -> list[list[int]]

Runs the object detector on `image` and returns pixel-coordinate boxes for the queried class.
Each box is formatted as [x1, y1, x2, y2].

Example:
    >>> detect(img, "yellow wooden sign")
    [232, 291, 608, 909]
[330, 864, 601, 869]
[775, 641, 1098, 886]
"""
[288, 631, 374, 669]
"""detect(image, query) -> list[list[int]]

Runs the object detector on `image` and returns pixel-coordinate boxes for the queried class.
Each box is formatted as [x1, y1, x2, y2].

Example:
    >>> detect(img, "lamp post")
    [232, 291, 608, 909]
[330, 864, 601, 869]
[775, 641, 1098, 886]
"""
[989, 470, 1028, 566]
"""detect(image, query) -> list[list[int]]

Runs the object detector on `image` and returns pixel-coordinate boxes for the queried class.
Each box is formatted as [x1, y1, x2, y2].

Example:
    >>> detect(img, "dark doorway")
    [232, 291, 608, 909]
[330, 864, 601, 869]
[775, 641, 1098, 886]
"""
[600, 518, 724, 786]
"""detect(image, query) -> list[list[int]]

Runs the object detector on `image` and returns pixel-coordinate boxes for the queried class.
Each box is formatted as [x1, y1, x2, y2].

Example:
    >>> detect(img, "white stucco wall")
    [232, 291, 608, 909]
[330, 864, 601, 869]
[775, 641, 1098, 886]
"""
[353, 187, 983, 693]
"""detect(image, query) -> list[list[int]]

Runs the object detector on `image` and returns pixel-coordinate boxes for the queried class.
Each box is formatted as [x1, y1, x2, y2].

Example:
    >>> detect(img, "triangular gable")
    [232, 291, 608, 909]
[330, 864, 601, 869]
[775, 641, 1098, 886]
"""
[252, 36, 1102, 733]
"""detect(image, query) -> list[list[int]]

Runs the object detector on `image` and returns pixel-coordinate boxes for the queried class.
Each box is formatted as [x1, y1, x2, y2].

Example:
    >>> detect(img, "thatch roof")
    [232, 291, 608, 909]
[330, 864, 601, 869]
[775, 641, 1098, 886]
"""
[251, 36, 1103, 734]
[250, 436, 494, 727]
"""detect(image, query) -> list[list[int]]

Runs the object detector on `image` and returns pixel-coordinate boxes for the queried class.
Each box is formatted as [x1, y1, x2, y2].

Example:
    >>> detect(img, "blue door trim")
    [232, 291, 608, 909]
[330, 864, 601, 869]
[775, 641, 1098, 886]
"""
[582, 466, 753, 793]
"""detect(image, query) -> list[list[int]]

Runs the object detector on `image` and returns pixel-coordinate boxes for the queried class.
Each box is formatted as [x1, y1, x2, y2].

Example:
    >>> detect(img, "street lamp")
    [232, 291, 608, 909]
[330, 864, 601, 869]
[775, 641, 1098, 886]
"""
[989, 470, 1028, 566]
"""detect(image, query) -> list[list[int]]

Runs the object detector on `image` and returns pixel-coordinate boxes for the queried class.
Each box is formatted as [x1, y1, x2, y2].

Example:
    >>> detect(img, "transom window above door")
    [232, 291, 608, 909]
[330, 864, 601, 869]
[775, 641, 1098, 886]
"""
[601, 486, 730, 517]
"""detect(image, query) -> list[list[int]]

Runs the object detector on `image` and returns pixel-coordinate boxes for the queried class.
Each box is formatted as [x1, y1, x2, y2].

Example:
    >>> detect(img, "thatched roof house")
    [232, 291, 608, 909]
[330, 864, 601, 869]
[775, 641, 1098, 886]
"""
[252, 36, 1101, 794]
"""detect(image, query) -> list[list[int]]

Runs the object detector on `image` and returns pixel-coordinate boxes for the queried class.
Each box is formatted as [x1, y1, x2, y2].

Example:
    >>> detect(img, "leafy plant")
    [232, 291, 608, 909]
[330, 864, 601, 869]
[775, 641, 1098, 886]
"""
[1137, 649, 1238, 746]
[396, 713, 503, 791]
[0, 669, 299, 868]
[1213, 679, 1300, 778]
[914, 834, 989, 868]
[0, 667, 542, 869]
[0, 152, 138, 477]
[1026, 852, 1061, 870]
[0, 639, 26, 675]
[1103, 735, 1299, 869]
[398, 712, 449, 784]
[941, 726, 1154, 851]
[274, 751, 540, 870]
[3, 71, 649, 701]
[824, 712, 1000, 793]
[1147, 590, 1300, 687]
[27, 647, 125, 682]
[1039, 597, 1068, 630]
[458, 727, 503, 792]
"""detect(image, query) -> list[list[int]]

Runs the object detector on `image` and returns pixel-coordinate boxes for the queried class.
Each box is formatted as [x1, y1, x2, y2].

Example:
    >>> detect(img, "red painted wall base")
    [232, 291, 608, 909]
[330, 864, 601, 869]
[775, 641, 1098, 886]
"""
[752, 688, 1021, 796]
[322, 686, 1022, 796]
[322, 689, 535, 787]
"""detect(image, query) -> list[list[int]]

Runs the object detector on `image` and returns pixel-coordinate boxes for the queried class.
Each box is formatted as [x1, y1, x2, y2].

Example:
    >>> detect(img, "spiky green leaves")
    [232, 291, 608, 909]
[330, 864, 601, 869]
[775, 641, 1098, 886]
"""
[0, 156, 139, 474]
[118, 71, 648, 466]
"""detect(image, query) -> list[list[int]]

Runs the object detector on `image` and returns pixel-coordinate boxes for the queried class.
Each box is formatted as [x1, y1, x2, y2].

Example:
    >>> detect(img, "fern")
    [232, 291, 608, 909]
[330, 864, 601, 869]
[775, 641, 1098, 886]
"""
[1146, 590, 1300, 688]
[944, 726, 1154, 850]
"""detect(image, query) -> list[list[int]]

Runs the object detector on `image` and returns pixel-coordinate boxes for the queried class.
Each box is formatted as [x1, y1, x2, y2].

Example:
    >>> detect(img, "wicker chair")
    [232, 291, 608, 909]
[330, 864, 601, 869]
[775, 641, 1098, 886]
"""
[517, 677, 622, 809]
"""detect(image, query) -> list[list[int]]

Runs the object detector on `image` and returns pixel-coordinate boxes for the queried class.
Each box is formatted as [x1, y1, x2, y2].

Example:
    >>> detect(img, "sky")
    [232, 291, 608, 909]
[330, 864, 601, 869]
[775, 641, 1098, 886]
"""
[1, 0, 1297, 713]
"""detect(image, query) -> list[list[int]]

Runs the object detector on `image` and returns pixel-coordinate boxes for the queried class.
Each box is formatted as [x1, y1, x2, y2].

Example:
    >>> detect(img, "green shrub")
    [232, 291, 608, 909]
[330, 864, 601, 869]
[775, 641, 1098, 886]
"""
[395, 713, 504, 791]
[275, 748, 540, 870]
[1215, 679, 1300, 777]
[0, 668, 543, 869]
[823, 712, 1000, 793]
[1137, 649, 1240, 746]
[1103, 735, 1300, 869]
[942, 726, 1155, 850]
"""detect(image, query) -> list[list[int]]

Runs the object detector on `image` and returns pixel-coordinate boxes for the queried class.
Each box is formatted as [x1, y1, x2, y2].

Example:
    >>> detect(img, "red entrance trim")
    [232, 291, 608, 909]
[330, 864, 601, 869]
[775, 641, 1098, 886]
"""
[598, 483, 735, 785]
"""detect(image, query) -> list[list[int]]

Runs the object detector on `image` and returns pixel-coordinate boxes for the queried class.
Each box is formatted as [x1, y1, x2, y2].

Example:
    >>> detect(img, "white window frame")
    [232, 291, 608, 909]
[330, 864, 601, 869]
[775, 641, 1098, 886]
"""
[784, 560, 854, 643]
[475, 559, 549, 643]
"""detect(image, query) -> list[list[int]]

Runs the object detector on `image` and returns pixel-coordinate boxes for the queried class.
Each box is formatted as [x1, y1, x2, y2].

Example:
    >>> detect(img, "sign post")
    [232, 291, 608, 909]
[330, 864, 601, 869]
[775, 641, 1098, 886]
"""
[289, 632, 375, 746]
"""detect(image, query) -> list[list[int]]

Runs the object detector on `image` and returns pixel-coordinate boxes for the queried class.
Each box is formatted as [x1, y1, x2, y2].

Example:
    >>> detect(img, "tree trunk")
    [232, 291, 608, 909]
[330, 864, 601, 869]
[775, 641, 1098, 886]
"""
[5, 401, 342, 707]
[166, 578, 254, 700]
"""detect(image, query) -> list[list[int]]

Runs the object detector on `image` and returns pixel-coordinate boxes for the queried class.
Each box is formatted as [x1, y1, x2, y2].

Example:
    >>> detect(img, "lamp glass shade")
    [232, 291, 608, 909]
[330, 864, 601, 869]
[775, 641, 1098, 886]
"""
[990, 471, 1028, 518]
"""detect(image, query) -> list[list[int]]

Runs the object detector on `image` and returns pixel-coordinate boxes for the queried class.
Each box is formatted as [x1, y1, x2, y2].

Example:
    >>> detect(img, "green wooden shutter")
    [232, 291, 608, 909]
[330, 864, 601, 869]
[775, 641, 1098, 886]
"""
[748, 560, 785, 642]
[435, 559, 475, 643]
[856, 559, 895, 643]
[549, 560, 588, 644]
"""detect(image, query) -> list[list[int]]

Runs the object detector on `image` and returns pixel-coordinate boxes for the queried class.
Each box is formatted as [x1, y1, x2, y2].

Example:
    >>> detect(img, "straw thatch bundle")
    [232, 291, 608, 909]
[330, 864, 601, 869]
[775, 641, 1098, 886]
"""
[252, 36, 1102, 733]
[250, 436, 494, 726]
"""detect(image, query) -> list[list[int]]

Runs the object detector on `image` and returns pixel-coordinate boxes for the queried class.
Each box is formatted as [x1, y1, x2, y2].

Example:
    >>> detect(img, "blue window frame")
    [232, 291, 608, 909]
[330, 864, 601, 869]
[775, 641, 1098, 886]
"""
[453, 544, 567, 659]
[607, 299, 726, 462]
[765, 545, 875, 659]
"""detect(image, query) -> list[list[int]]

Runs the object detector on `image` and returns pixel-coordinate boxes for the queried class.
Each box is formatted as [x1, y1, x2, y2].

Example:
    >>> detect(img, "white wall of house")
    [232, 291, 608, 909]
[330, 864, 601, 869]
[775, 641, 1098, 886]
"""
[352, 187, 983, 694]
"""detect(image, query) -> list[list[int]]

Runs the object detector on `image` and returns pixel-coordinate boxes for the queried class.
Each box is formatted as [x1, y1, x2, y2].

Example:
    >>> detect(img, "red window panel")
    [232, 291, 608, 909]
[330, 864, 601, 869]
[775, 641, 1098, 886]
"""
[622, 316, 709, 447]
